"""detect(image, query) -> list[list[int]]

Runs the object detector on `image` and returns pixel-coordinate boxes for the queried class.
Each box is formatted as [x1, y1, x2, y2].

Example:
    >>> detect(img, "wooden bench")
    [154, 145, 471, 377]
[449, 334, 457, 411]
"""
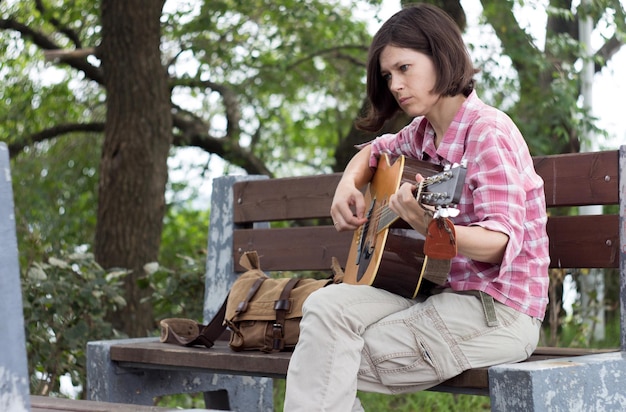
[87, 146, 626, 411]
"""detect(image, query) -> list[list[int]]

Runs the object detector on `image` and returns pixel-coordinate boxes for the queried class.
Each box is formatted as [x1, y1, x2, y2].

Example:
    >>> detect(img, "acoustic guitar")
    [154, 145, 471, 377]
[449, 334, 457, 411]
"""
[343, 154, 466, 299]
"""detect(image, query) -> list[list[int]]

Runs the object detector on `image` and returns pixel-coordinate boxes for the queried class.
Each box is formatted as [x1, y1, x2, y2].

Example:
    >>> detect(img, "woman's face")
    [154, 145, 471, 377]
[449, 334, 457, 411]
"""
[379, 45, 439, 118]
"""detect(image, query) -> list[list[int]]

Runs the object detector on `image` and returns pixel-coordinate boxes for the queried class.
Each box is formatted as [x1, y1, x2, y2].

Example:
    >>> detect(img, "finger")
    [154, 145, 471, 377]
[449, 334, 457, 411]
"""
[352, 194, 366, 220]
[398, 182, 416, 200]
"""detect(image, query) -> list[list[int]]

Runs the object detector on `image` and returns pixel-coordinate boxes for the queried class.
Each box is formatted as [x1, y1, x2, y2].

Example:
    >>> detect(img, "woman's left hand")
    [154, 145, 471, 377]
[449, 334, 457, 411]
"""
[388, 174, 431, 235]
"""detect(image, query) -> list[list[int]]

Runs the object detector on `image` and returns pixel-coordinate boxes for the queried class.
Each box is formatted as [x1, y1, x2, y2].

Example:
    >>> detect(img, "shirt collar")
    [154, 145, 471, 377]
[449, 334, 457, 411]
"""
[424, 90, 482, 166]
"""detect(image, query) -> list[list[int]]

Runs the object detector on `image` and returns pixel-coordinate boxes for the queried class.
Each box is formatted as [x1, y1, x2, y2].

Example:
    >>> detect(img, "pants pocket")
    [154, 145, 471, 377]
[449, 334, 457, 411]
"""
[360, 305, 462, 390]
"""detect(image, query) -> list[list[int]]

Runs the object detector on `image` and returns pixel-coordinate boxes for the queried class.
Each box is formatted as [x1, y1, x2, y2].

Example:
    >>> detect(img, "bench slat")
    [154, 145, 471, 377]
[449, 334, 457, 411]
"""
[111, 340, 292, 379]
[534, 150, 619, 207]
[232, 214, 620, 272]
[109, 341, 618, 393]
[231, 150, 620, 226]
[30, 395, 174, 412]
[233, 174, 341, 223]
[548, 215, 619, 268]
[233, 226, 352, 272]
[111, 340, 484, 387]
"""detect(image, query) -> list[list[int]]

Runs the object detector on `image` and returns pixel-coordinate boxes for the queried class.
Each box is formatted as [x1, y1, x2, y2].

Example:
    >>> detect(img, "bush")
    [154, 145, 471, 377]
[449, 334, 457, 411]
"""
[146, 252, 206, 323]
[22, 252, 127, 397]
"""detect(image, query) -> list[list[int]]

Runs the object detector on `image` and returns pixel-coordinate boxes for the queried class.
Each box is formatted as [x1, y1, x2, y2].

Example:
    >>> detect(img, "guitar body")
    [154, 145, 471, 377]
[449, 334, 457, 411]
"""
[343, 155, 443, 299]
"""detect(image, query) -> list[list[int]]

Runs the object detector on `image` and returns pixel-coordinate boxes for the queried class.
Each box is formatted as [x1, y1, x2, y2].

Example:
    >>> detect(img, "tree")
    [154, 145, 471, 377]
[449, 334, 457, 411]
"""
[1, 0, 624, 337]
[1, 0, 373, 336]
[94, 0, 172, 336]
[477, 0, 625, 153]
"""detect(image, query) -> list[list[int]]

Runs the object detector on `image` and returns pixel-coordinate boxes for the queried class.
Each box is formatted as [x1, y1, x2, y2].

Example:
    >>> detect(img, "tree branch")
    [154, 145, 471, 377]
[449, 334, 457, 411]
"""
[44, 47, 96, 62]
[480, 0, 541, 72]
[285, 44, 369, 70]
[171, 113, 271, 176]
[34, 0, 82, 48]
[594, 34, 623, 73]
[0, 18, 104, 84]
[8, 122, 105, 157]
[0, 18, 58, 49]
[170, 78, 242, 142]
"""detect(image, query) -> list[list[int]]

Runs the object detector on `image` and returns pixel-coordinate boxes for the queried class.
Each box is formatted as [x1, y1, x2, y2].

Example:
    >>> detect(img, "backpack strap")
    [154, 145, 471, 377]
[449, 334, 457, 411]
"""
[235, 277, 267, 314]
[160, 251, 264, 348]
[272, 277, 301, 351]
[159, 299, 227, 348]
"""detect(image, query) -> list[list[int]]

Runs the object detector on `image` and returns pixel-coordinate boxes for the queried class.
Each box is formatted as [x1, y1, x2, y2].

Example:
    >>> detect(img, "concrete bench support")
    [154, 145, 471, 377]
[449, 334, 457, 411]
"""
[489, 352, 626, 411]
[0, 143, 31, 412]
[87, 338, 272, 410]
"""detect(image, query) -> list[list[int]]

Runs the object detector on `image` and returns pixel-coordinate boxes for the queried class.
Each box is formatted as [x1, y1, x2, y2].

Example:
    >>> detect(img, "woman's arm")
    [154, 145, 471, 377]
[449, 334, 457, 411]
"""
[454, 225, 508, 264]
[390, 176, 509, 264]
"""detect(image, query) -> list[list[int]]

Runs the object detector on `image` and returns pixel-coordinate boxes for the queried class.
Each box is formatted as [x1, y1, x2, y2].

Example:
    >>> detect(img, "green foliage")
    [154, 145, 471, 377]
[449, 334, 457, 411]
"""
[0, 0, 104, 147]
[470, 0, 622, 155]
[148, 178, 212, 322]
[156, 393, 207, 409]
[146, 253, 207, 323]
[15, 146, 211, 395]
[20, 199, 211, 398]
[12, 135, 101, 267]
[159, 193, 210, 268]
[167, 0, 374, 175]
[558, 269, 621, 349]
[22, 252, 127, 396]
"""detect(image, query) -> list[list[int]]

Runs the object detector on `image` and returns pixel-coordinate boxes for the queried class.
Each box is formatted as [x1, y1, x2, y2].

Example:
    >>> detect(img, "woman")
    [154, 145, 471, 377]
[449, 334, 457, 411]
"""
[284, 4, 549, 411]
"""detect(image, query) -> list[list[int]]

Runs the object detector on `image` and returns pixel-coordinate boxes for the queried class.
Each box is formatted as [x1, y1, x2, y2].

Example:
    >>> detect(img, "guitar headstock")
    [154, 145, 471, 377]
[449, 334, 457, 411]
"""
[418, 163, 467, 207]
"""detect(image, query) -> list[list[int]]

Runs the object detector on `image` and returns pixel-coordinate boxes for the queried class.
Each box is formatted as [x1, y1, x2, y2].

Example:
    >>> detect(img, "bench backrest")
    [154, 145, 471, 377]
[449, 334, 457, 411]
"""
[204, 148, 626, 348]
[0, 142, 31, 411]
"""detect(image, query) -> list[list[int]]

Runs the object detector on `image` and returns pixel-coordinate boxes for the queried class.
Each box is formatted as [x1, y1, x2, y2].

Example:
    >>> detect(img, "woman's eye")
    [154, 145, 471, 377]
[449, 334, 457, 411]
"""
[400, 64, 409, 72]
[382, 73, 391, 82]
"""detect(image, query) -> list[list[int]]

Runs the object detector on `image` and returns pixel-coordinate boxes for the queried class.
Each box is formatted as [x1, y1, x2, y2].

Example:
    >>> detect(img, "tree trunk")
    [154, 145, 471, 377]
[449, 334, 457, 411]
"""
[96, 0, 171, 337]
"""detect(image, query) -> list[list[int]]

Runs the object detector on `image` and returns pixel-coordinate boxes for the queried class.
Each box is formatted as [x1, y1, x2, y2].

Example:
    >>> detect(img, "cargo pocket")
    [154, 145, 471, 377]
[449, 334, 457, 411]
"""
[360, 306, 459, 390]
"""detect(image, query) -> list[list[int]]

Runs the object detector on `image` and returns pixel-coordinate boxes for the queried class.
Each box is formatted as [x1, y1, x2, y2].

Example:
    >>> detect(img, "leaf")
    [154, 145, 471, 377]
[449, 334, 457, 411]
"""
[105, 270, 128, 283]
[28, 264, 48, 281]
[112, 295, 127, 308]
[48, 257, 70, 269]
[143, 262, 160, 275]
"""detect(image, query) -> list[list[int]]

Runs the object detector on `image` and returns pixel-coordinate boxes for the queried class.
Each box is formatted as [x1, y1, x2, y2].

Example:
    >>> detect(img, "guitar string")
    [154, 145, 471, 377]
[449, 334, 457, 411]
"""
[369, 179, 438, 229]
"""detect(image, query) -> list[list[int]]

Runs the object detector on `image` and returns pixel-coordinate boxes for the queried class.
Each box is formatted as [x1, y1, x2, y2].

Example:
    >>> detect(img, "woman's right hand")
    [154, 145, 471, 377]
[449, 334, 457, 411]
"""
[330, 180, 368, 231]
[330, 146, 374, 231]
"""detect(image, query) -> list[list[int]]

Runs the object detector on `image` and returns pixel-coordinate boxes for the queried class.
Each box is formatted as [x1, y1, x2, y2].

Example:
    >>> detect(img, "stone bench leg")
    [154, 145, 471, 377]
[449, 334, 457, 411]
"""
[488, 352, 626, 411]
[0, 143, 31, 412]
[87, 338, 273, 411]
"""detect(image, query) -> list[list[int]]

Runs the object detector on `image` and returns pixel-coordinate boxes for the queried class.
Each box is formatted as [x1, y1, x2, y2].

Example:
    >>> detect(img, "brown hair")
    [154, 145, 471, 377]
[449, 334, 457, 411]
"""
[357, 4, 477, 132]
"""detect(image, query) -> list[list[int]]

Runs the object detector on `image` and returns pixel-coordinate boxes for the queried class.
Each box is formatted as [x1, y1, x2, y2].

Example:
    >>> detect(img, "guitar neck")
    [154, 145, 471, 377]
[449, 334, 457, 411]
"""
[368, 156, 465, 235]
[374, 179, 449, 233]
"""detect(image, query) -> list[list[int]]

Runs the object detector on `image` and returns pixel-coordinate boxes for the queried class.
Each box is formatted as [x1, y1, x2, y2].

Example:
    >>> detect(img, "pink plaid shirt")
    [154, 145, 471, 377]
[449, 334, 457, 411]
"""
[369, 91, 549, 319]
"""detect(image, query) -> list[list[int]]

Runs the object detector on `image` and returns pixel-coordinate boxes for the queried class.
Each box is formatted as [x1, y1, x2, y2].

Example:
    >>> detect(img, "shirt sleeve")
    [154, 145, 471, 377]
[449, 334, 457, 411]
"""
[466, 129, 530, 273]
